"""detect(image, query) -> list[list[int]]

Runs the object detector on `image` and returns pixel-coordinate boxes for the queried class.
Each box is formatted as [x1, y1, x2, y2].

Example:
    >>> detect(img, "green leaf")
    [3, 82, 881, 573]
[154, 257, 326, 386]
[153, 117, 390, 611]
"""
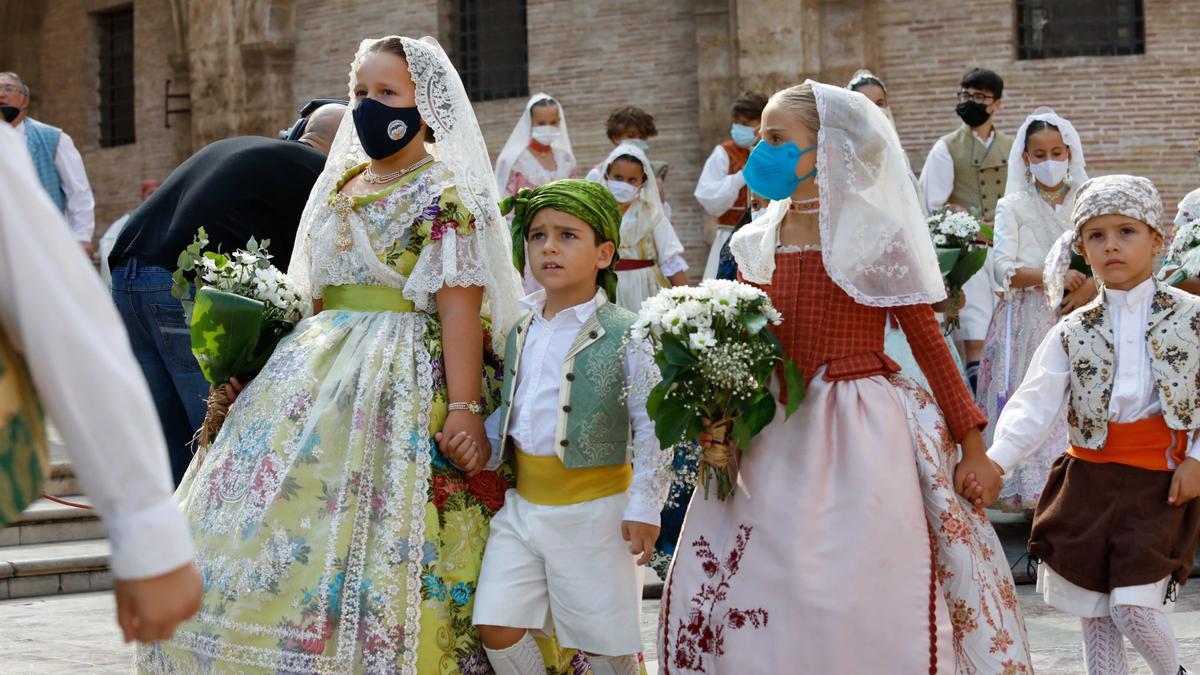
[646, 383, 667, 418]
[731, 416, 752, 452]
[935, 247, 960, 276]
[742, 311, 767, 335]
[739, 388, 777, 436]
[978, 223, 994, 241]
[653, 397, 693, 449]
[782, 359, 805, 418]
[246, 237, 259, 254]
[947, 245, 988, 288]
[660, 333, 698, 367]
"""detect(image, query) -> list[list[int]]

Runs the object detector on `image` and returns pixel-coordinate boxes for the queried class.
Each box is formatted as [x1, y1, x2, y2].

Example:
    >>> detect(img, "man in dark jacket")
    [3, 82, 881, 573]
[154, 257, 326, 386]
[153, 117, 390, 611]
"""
[108, 103, 344, 483]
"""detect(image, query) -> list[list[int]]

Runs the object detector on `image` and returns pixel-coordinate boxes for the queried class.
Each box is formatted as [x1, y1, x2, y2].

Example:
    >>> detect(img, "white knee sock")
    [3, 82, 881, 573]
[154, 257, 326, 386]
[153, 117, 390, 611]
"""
[484, 631, 543, 675]
[1083, 616, 1129, 675]
[1110, 605, 1180, 675]
[586, 653, 640, 675]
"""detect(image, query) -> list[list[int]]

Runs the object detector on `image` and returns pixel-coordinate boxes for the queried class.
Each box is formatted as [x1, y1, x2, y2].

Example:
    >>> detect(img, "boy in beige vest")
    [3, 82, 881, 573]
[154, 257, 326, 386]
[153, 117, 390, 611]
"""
[960, 175, 1200, 675]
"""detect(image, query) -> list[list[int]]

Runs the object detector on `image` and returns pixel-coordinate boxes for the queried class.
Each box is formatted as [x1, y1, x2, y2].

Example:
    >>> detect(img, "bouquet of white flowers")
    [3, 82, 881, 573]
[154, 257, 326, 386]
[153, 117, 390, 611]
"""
[631, 279, 803, 500]
[927, 208, 990, 330]
[1161, 217, 1200, 286]
[171, 228, 303, 449]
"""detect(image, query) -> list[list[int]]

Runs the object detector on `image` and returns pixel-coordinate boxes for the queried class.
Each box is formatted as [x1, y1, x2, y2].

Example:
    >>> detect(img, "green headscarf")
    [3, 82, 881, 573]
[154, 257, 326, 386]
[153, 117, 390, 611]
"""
[500, 179, 622, 300]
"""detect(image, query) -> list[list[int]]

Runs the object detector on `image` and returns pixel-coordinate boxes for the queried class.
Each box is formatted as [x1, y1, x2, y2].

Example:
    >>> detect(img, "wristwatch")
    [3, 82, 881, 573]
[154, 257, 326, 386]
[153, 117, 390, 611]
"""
[448, 400, 483, 415]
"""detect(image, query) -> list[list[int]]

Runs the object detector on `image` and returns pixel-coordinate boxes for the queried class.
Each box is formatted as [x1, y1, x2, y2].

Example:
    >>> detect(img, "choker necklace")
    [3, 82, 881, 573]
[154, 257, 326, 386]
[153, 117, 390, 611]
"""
[789, 197, 820, 215]
[529, 139, 553, 154]
[1036, 181, 1069, 203]
[363, 155, 434, 185]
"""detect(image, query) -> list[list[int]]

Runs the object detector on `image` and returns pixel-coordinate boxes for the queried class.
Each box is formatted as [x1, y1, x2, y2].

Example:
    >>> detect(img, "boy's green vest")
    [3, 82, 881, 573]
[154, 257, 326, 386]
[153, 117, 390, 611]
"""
[497, 291, 636, 468]
[941, 124, 1014, 221]
[0, 326, 48, 527]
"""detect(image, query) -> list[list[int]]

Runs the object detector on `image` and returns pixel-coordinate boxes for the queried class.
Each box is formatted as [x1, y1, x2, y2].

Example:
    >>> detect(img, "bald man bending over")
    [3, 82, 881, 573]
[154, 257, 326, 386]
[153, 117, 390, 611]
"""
[108, 103, 347, 484]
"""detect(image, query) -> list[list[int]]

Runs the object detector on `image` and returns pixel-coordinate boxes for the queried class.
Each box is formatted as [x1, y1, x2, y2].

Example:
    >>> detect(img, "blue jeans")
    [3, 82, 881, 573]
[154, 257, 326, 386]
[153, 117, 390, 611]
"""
[111, 259, 208, 485]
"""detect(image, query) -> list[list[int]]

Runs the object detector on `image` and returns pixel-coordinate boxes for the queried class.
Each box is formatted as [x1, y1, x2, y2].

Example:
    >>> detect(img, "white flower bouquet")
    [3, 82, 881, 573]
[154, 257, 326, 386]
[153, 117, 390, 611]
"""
[1161, 217, 1200, 286]
[927, 208, 990, 330]
[171, 228, 303, 448]
[631, 279, 803, 500]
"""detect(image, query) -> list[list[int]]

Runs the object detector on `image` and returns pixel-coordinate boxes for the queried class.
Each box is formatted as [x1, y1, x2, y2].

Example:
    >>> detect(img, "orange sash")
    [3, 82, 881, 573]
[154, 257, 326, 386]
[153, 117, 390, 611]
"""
[1068, 416, 1188, 472]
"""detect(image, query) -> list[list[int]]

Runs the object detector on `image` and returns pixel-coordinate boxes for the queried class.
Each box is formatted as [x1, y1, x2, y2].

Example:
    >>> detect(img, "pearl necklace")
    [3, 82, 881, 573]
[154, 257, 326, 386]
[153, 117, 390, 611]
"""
[789, 196, 820, 215]
[362, 154, 434, 185]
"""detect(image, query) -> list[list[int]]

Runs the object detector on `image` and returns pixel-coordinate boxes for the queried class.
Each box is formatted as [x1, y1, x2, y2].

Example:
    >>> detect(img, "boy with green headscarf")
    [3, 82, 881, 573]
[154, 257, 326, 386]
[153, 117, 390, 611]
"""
[459, 179, 672, 675]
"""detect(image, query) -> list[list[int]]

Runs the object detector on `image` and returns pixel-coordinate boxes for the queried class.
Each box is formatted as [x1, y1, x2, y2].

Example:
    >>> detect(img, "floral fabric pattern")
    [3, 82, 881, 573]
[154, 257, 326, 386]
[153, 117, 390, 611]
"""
[1071, 174, 1164, 235]
[136, 166, 585, 674]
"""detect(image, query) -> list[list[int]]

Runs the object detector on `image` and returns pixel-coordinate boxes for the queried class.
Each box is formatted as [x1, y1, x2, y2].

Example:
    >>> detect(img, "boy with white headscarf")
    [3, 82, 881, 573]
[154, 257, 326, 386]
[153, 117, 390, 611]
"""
[971, 175, 1200, 675]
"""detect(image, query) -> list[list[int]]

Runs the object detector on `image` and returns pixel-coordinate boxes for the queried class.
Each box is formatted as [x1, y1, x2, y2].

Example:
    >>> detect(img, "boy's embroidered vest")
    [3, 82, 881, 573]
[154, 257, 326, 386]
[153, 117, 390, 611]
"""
[941, 124, 1013, 221]
[497, 292, 636, 468]
[1060, 282, 1200, 449]
[23, 118, 66, 213]
[717, 140, 750, 226]
[0, 326, 49, 527]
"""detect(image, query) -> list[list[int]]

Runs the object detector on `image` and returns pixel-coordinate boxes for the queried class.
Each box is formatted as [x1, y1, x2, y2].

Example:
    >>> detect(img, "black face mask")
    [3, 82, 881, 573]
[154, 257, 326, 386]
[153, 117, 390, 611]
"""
[955, 101, 991, 128]
[0, 106, 19, 124]
[352, 97, 423, 160]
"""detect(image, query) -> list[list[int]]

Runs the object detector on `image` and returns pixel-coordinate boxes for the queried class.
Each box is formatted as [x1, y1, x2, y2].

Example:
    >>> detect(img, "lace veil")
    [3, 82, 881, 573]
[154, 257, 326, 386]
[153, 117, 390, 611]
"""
[493, 93, 574, 195]
[288, 36, 523, 352]
[732, 81, 946, 306]
[597, 142, 667, 249]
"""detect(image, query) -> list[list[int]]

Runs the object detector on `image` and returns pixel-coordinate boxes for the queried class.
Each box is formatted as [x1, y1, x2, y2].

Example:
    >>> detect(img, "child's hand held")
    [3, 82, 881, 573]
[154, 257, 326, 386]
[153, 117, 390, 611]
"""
[622, 520, 660, 566]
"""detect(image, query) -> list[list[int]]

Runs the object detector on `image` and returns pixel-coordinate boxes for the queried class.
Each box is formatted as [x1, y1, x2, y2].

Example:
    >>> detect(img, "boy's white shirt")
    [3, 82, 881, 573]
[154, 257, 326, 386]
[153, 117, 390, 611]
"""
[485, 289, 672, 526]
[988, 276, 1200, 474]
[693, 144, 746, 217]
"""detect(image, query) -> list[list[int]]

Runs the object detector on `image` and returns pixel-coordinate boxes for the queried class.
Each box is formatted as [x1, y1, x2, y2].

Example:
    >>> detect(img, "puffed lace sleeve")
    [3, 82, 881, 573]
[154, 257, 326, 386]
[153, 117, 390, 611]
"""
[403, 185, 490, 311]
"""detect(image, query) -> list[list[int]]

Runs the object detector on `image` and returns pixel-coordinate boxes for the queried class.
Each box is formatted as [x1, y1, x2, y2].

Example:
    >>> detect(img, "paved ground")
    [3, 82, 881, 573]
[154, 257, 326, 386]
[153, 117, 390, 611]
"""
[5, 584, 1200, 673]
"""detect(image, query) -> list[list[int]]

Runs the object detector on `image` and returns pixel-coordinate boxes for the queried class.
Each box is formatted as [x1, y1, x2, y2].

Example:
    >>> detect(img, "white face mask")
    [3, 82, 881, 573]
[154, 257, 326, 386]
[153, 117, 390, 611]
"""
[606, 179, 639, 204]
[626, 138, 649, 152]
[1030, 158, 1069, 187]
[530, 125, 560, 146]
[750, 209, 764, 221]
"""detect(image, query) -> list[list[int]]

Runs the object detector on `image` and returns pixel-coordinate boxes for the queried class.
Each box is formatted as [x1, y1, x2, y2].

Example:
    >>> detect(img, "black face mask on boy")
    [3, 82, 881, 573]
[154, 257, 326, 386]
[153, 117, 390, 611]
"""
[955, 101, 991, 129]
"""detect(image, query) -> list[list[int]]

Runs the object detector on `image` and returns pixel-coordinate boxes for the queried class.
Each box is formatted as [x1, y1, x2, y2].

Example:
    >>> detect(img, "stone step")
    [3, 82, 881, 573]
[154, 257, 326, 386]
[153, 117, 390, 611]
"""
[0, 539, 111, 600]
[0, 495, 104, 548]
[42, 460, 81, 498]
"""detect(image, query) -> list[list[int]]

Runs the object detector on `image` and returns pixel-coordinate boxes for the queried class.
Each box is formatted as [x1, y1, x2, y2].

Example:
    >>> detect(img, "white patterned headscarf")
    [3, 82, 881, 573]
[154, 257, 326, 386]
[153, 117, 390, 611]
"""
[1175, 188, 1200, 234]
[1071, 174, 1164, 236]
[732, 80, 945, 306]
[288, 36, 523, 352]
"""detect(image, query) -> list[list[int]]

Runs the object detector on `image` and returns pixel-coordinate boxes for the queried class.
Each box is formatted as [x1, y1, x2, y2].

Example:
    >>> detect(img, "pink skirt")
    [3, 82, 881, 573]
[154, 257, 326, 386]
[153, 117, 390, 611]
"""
[658, 371, 1030, 674]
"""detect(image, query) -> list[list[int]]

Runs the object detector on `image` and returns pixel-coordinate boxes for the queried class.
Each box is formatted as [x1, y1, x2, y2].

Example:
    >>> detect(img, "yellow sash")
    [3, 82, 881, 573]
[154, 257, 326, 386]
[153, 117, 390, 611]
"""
[515, 449, 632, 506]
[323, 284, 416, 313]
[0, 327, 48, 526]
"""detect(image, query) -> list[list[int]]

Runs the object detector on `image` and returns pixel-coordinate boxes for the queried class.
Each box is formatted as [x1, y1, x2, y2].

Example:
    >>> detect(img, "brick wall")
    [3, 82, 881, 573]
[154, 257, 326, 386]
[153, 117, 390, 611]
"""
[34, 0, 181, 239]
[877, 0, 1200, 215]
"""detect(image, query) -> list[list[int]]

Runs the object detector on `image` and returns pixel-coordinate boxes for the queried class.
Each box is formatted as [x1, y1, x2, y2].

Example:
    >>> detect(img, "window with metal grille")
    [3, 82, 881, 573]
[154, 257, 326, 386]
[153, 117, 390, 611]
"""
[1017, 0, 1144, 60]
[97, 6, 135, 147]
[450, 0, 528, 102]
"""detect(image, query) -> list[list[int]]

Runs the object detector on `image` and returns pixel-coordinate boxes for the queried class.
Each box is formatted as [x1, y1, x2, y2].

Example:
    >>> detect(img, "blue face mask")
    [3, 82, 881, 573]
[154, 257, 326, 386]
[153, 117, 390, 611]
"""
[730, 123, 758, 149]
[627, 138, 650, 152]
[742, 141, 818, 201]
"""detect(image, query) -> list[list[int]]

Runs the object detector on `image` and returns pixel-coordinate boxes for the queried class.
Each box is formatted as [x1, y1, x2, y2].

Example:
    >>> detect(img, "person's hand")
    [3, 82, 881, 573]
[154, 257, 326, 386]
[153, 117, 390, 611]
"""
[1058, 279, 1098, 316]
[438, 409, 488, 476]
[1064, 269, 1087, 293]
[622, 520, 660, 566]
[1169, 458, 1200, 506]
[210, 377, 244, 405]
[113, 562, 203, 643]
[436, 424, 489, 477]
[81, 241, 95, 258]
[954, 429, 1003, 508]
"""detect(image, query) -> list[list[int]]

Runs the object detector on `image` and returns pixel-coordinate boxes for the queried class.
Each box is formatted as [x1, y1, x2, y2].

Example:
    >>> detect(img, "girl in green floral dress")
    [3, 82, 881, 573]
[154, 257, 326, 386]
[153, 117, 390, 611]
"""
[138, 36, 593, 674]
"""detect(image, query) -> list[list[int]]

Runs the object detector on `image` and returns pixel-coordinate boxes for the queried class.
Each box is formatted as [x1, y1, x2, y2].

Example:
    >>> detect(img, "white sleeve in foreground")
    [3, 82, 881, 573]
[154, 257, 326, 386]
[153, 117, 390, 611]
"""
[987, 323, 1071, 475]
[0, 125, 192, 580]
[918, 139, 954, 214]
[622, 341, 673, 526]
[693, 146, 743, 216]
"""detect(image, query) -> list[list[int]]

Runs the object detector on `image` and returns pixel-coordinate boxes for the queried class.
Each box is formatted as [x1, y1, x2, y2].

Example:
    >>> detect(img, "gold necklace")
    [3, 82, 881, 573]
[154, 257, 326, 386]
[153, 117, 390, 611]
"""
[362, 154, 434, 185]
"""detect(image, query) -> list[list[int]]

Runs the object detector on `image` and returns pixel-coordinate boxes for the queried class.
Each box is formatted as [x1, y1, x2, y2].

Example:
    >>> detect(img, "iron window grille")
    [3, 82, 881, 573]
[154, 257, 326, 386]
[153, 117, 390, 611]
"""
[1017, 0, 1145, 60]
[450, 0, 529, 102]
[98, 6, 135, 147]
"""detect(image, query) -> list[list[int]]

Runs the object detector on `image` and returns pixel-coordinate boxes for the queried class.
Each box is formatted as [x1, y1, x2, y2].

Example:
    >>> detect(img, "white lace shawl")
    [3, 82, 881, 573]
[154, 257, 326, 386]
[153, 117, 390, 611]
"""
[288, 36, 522, 354]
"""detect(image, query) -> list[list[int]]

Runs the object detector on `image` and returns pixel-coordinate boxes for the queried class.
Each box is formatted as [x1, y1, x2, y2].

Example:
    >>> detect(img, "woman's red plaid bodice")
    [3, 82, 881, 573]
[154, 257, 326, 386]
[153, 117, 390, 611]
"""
[757, 250, 985, 441]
